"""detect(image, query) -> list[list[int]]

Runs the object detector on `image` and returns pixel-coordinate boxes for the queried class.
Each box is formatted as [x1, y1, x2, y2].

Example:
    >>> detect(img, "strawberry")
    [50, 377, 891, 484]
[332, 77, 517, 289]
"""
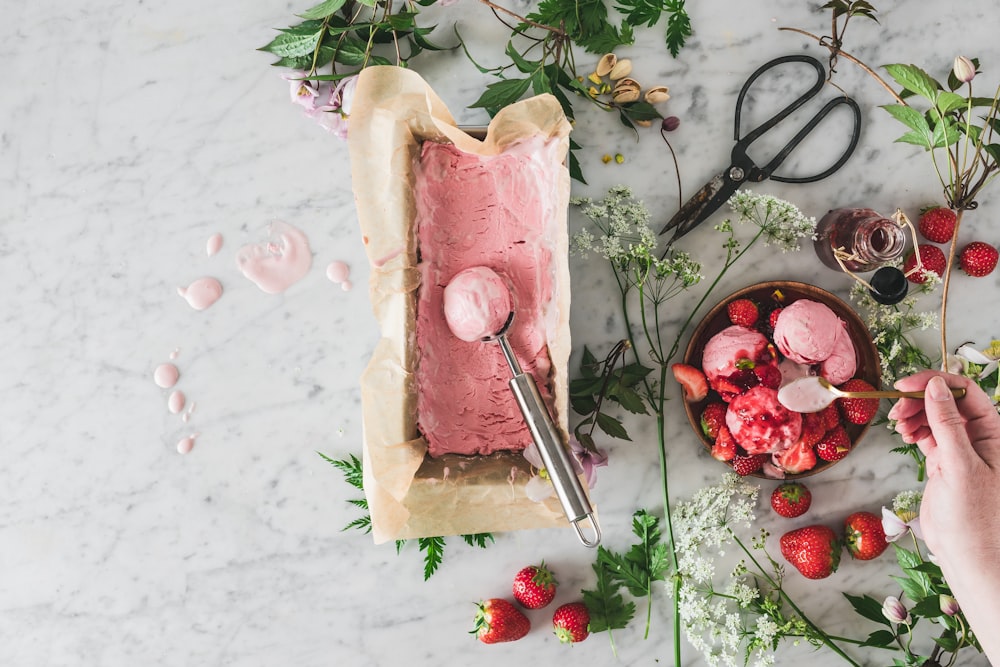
[713, 377, 745, 403]
[671, 363, 708, 402]
[700, 402, 728, 440]
[512, 562, 557, 609]
[816, 426, 851, 462]
[771, 482, 812, 518]
[780, 525, 842, 579]
[819, 404, 841, 431]
[731, 452, 766, 476]
[768, 307, 783, 330]
[727, 298, 759, 327]
[959, 241, 999, 277]
[472, 598, 531, 644]
[918, 206, 957, 243]
[799, 411, 825, 448]
[753, 363, 782, 390]
[902, 244, 947, 284]
[711, 424, 737, 461]
[844, 511, 889, 561]
[552, 602, 590, 644]
[836, 378, 880, 424]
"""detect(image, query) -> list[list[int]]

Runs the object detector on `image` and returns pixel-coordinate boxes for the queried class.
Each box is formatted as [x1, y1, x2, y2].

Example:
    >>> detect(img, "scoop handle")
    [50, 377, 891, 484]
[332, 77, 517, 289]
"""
[508, 371, 601, 547]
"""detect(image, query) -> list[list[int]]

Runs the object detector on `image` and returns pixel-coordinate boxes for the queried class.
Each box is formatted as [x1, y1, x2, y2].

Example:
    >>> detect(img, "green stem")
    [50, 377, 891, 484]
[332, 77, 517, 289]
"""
[732, 534, 863, 667]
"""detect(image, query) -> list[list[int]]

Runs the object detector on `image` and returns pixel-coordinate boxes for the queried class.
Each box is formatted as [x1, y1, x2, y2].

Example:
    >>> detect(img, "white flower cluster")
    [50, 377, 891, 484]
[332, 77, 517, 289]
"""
[727, 190, 817, 252]
[673, 474, 774, 667]
[849, 280, 938, 387]
[571, 186, 703, 290]
[892, 489, 923, 517]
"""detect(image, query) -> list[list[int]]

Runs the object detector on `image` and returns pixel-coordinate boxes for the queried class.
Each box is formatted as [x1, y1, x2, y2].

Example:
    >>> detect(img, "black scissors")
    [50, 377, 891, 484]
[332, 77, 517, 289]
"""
[658, 55, 862, 251]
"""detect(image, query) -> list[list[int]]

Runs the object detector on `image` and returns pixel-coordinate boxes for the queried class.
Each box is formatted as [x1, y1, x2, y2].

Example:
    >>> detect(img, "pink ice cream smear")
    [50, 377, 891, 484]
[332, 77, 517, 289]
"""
[443, 267, 513, 342]
[414, 137, 561, 457]
[726, 385, 803, 455]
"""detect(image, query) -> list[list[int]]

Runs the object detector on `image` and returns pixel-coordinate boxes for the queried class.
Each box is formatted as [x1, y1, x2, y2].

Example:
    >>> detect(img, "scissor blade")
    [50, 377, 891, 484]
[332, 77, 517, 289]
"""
[658, 170, 727, 239]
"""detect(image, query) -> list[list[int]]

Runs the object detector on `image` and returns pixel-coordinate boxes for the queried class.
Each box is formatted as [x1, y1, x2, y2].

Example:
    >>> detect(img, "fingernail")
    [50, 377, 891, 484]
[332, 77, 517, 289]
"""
[928, 376, 952, 401]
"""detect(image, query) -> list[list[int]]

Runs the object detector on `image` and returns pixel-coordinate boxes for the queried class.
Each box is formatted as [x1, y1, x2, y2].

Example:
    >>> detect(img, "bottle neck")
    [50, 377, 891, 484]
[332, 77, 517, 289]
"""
[851, 217, 906, 264]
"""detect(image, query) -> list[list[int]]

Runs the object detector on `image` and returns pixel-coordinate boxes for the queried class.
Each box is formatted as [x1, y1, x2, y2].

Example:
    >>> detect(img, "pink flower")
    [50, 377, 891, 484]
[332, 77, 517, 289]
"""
[301, 75, 359, 139]
[522, 438, 608, 501]
[881, 506, 923, 542]
[283, 71, 320, 110]
[882, 596, 911, 625]
[954, 56, 976, 84]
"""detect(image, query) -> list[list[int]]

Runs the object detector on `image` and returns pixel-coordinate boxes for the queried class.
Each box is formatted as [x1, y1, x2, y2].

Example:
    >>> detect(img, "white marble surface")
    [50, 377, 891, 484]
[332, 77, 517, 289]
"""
[3, 1, 999, 665]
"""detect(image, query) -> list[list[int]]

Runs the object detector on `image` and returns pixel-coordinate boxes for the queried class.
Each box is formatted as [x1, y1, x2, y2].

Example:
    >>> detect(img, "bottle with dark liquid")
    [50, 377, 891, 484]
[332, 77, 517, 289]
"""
[813, 208, 906, 272]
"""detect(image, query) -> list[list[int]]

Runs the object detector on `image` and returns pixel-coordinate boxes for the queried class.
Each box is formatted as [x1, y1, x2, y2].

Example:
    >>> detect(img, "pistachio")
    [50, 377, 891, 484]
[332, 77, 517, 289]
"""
[595, 53, 617, 77]
[644, 85, 671, 104]
[611, 78, 641, 104]
[588, 85, 600, 97]
[587, 72, 603, 85]
[609, 58, 633, 80]
[635, 119, 653, 127]
[602, 154, 613, 164]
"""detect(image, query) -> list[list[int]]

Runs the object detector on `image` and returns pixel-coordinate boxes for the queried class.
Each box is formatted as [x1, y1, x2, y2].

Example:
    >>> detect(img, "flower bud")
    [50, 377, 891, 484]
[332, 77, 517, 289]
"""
[882, 596, 911, 625]
[954, 56, 976, 83]
[939, 594, 961, 616]
[662, 116, 681, 132]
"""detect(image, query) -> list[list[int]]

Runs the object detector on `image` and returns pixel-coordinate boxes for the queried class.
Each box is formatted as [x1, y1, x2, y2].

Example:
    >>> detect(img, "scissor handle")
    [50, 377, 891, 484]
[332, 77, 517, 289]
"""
[734, 55, 825, 146]
[732, 54, 862, 184]
[769, 95, 861, 183]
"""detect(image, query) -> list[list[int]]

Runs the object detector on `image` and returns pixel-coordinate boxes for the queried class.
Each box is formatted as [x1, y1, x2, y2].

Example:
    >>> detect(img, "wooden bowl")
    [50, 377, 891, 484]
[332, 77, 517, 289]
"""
[682, 280, 880, 479]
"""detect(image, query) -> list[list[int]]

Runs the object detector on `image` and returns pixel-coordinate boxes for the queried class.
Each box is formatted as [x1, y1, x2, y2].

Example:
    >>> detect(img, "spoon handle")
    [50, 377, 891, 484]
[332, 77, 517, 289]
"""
[844, 388, 967, 400]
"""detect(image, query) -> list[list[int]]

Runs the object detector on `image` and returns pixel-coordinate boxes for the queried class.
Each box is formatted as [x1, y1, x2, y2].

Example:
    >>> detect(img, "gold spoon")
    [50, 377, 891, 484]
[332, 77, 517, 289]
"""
[816, 376, 966, 401]
[777, 376, 966, 413]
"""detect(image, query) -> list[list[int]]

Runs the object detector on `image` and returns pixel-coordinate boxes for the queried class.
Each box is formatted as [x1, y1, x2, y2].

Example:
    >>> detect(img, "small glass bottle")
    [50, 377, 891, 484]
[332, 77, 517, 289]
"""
[813, 208, 906, 272]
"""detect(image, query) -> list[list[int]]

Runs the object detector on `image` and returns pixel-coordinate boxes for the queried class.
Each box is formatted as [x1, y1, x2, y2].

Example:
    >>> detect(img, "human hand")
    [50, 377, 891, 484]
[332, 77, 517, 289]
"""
[888, 370, 1000, 659]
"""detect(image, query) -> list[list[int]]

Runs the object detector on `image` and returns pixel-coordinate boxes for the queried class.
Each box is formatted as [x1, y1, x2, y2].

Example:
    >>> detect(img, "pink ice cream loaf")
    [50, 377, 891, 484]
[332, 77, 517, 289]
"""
[413, 137, 563, 458]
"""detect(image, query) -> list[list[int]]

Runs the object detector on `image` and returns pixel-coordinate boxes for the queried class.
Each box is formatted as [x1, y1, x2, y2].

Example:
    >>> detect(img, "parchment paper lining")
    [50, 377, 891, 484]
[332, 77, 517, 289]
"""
[348, 66, 582, 543]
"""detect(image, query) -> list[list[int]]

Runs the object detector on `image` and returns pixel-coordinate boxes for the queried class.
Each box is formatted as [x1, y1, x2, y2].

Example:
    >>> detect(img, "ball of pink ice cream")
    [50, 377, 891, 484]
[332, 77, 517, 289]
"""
[726, 385, 803, 455]
[819, 323, 857, 385]
[772, 299, 842, 364]
[442, 266, 513, 342]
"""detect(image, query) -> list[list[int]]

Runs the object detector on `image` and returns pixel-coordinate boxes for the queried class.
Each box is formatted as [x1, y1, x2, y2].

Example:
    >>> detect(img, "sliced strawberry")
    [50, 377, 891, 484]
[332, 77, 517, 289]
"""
[754, 364, 782, 390]
[700, 402, 728, 440]
[711, 424, 737, 461]
[773, 439, 817, 474]
[671, 363, 708, 402]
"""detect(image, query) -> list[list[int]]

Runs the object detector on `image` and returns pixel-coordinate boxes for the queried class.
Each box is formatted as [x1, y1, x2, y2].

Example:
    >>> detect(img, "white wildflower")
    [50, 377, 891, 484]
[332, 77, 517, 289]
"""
[727, 190, 817, 252]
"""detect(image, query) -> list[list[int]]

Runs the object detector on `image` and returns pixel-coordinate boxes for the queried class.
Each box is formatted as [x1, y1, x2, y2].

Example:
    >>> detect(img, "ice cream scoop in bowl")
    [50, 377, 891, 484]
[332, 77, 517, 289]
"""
[443, 267, 601, 547]
[778, 375, 966, 413]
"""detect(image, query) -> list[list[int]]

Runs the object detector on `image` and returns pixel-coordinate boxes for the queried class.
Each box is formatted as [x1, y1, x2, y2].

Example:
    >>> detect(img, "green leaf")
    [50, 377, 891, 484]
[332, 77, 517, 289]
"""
[891, 574, 927, 602]
[259, 27, 323, 59]
[910, 595, 941, 618]
[298, 0, 347, 19]
[936, 91, 967, 114]
[571, 394, 598, 416]
[844, 592, 892, 627]
[884, 63, 941, 102]
[983, 143, 1000, 166]
[894, 130, 933, 150]
[319, 452, 364, 489]
[579, 346, 601, 378]
[461, 533, 495, 548]
[882, 104, 931, 136]
[608, 385, 648, 414]
[931, 117, 960, 148]
[419, 536, 446, 580]
[570, 376, 605, 396]
[568, 148, 587, 184]
[664, 4, 692, 58]
[530, 69, 551, 96]
[596, 411, 631, 440]
[582, 559, 635, 632]
[412, 25, 450, 52]
[334, 41, 368, 66]
[861, 629, 897, 647]
[505, 41, 540, 75]
[933, 633, 960, 652]
[468, 77, 533, 110]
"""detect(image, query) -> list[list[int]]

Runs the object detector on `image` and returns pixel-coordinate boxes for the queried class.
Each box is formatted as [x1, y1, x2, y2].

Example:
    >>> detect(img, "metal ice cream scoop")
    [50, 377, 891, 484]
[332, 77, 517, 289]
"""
[444, 267, 601, 548]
